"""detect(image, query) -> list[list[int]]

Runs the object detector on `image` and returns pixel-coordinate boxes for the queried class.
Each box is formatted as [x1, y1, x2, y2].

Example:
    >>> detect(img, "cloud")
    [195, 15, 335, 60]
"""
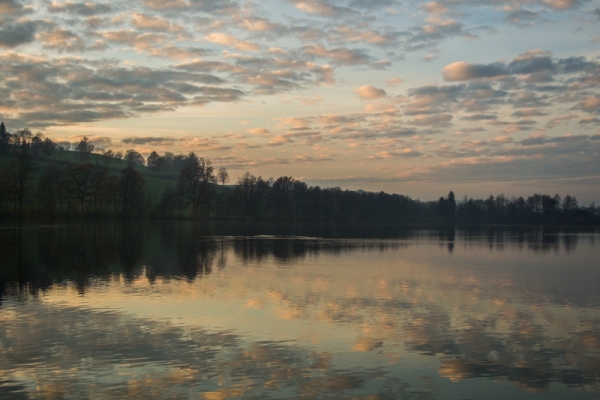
[248, 128, 269, 135]
[0, 52, 247, 127]
[354, 85, 387, 100]
[192, 87, 245, 105]
[0, 0, 32, 15]
[387, 77, 404, 86]
[302, 44, 371, 65]
[421, 2, 449, 15]
[0, 21, 37, 48]
[121, 136, 182, 145]
[411, 113, 453, 127]
[579, 117, 600, 125]
[505, 9, 540, 25]
[48, 1, 112, 15]
[268, 135, 295, 146]
[212, 156, 290, 169]
[546, 114, 576, 129]
[541, 0, 581, 10]
[331, 27, 391, 45]
[38, 29, 86, 53]
[442, 50, 557, 81]
[369, 149, 422, 159]
[579, 96, 600, 112]
[131, 13, 184, 33]
[143, 0, 187, 10]
[443, 61, 508, 81]
[205, 33, 259, 51]
[289, 0, 350, 16]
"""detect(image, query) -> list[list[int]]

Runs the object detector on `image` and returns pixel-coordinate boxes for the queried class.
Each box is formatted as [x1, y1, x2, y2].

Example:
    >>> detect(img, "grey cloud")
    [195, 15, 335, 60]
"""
[596, 6, 600, 18]
[511, 109, 547, 117]
[143, 0, 187, 10]
[405, 17, 465, 52]
[212, 156, 290, 169]
[289, 0, 353, 16]
[520, 133, 592, 147]
[188, 0, 240, 13]
[143, 0, 240, 13]
[175, 60, 238, 73]
[39, 29, 86, 53]
[295, 155, 335, 163]
[166, 80, 223, 93]
[48, 1, 112, 16]
[302, 44, 371, 65]
[347, 0, 397, 9]
[192, 87, 245, 105]
[443, 52, 600, 83]
[411, 113, 453, 127]
[0, 21, 37, 48]
[579, 117, 600, 124]
[462, 114, 497, 121]
[0, 53, 248, 127]
[369, 149, 423, 159]
[505, 9, 540, 25]
[508, 54, 554, 75]
[122, 136, 182, 145]
[0, 0, 31, 15]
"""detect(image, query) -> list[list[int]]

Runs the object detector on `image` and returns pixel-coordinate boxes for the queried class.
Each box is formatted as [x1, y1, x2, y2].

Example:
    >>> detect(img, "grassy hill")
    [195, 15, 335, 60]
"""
[0, 150, 183, 201]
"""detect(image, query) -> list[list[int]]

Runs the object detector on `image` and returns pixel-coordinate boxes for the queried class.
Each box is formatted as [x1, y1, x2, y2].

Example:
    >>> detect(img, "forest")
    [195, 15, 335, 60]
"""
[0, 123, 598, 225]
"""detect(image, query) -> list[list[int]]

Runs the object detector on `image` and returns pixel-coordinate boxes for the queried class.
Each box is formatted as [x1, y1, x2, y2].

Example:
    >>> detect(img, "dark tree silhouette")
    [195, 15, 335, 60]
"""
[37, 164, 65, 215]
[76, 137, 94, 162]
[218, 166, 229, 186]
[5, 151, 37, 214]
[177, 154, 216, 218]
[64, 164, 101, 212]
[119, 167, 146, 216]
[0, 122, 10, 153]
[125, 149, 145, 167]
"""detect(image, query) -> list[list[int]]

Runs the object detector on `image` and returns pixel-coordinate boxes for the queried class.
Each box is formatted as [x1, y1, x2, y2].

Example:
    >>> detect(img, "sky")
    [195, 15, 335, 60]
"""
[1, 0, 599, 202]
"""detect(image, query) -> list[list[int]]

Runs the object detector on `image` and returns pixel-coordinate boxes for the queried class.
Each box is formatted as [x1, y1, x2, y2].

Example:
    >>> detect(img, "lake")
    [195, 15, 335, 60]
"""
[0, 223, 599, 399]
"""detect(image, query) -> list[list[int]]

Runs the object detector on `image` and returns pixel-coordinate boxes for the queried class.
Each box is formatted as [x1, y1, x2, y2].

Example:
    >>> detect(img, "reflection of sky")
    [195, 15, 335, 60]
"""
[1, 231, 600, 398]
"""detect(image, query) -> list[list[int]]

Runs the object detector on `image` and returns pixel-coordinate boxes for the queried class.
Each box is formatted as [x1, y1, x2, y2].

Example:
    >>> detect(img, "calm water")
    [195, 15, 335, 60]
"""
[0, 223, 599, 399]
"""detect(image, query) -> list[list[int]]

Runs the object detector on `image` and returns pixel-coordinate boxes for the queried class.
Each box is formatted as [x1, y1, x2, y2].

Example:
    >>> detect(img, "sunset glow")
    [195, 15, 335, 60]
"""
[1, 0, 599, 201]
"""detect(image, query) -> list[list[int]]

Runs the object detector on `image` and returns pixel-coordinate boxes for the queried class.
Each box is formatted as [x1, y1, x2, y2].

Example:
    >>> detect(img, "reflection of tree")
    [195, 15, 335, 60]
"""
[1, 223, 600, 397]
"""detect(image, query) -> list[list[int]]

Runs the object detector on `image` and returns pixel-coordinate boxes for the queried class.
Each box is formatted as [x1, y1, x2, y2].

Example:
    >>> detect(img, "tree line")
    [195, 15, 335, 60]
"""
[0, 122, 598, 224]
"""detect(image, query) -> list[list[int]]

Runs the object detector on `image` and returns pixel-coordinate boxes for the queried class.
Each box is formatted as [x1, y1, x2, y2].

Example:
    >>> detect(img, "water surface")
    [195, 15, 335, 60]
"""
[0, 223, 599, 399]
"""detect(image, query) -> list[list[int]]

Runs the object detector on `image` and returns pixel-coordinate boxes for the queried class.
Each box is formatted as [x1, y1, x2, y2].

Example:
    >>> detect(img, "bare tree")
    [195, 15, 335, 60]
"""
[65, 164, 100, 212]
[218, 166, 229, 186]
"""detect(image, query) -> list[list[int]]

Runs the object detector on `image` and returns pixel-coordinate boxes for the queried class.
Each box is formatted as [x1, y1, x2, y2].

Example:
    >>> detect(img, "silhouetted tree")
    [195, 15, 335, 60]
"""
[147, 151, 160, 172]
[154, 187, 178, 218]
[563, 195, 579, 219]
[0, 122, 10, 153]
[65, 163, 100, 212]
[119, 167, 146, 216]
[5, 151, 37, 214]
[177, 154, 216, 218]
[125, 149, 145, 167]
[76, 137, 94, 162]
[218, 166, 229, 186]
[37, 164, 65, 215]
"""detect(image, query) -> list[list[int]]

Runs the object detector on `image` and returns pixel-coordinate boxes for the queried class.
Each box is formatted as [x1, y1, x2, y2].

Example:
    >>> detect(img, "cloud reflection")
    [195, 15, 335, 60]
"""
[0, 223, 599, 397]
